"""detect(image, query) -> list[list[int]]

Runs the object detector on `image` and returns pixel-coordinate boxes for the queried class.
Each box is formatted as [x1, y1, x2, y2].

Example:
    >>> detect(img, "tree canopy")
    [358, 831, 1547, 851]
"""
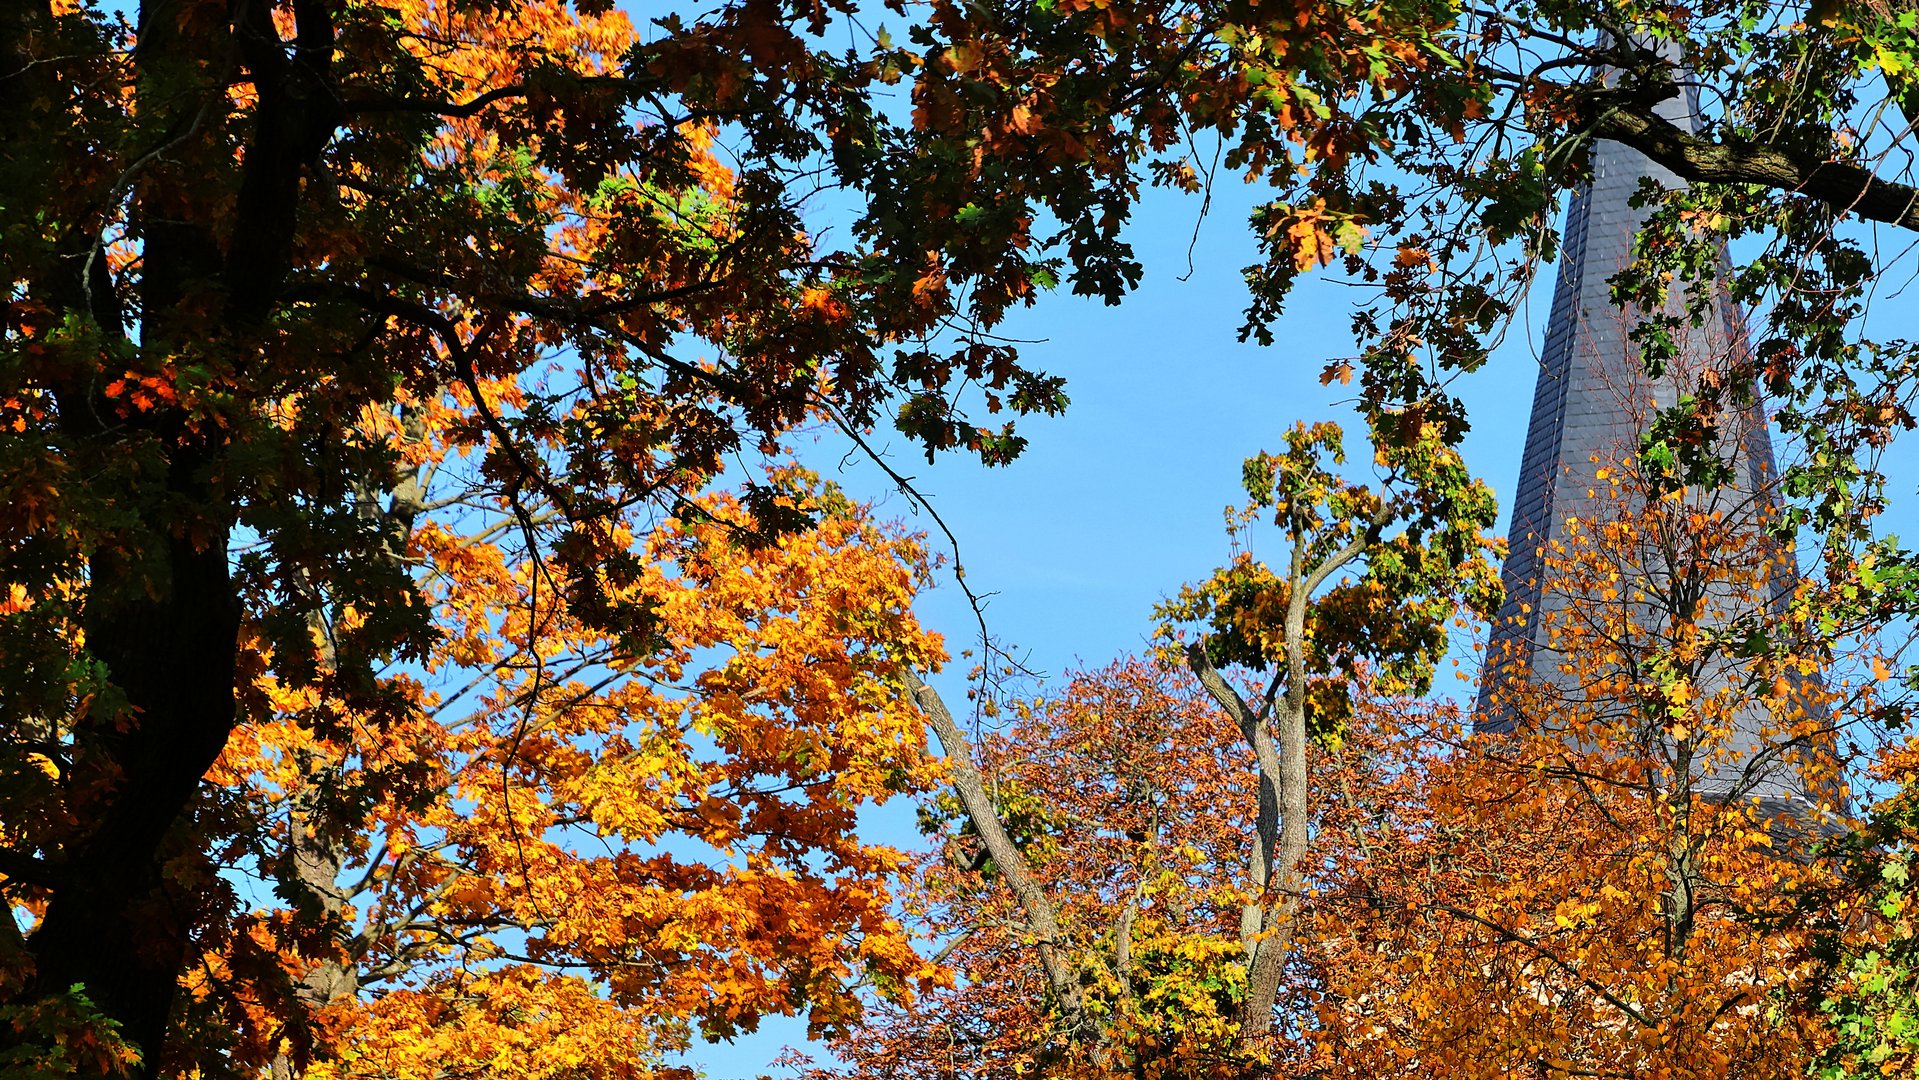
[7, 0, 1919, 1076]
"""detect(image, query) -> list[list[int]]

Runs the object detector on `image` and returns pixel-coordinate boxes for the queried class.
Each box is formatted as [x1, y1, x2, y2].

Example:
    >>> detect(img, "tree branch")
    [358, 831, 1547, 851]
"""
[0, 847, 59, 888]
[905, 668, 1099, 1046]
[1431, 900, 1656, 1030]
[1583, 92, 1919, 231]
[1184, 642, 1280, 959]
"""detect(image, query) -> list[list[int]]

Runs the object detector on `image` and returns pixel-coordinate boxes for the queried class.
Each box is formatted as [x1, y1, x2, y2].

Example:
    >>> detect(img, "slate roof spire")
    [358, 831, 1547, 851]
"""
[1473, 80, 1808, 807]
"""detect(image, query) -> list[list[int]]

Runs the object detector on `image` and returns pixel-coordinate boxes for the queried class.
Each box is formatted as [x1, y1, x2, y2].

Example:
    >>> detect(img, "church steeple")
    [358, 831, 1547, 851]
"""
[1475, 85, 1807, 807]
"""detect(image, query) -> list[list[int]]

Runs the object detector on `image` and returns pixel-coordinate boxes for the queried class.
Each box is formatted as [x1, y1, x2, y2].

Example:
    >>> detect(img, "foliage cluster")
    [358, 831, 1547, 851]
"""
[10, 0, 1919, 1075]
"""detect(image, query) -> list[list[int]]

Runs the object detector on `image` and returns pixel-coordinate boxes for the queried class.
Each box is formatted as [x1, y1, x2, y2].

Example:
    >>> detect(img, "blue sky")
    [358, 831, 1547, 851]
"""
[820, 187, 1535, 691]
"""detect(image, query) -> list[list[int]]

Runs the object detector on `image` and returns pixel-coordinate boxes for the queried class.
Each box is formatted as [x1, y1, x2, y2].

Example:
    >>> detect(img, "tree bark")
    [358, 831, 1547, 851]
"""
[2, 1, 341, 1072]
[905, 669, 1099, 1046]
[1582, 87, 1919, 232]
[28, 524, 240, 1075]
[1186, 517, 1377, 1041]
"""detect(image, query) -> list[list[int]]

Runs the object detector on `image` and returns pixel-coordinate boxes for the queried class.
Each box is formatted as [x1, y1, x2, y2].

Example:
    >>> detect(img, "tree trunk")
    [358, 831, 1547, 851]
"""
[4, 0, 342, 1068]
[1239, 701, 1309, 1039]
[27, 520, 241, 1077]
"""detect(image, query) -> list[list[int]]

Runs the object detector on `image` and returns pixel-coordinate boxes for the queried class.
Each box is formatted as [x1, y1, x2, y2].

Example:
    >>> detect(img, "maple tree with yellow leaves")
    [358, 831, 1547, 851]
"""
[204, 470, 949, 1080]
[0, 0, 1048, 1074]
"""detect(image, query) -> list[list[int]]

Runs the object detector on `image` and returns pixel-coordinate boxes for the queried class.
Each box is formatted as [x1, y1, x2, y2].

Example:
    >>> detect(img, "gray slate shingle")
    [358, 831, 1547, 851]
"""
[1473, 90, 1809, 808]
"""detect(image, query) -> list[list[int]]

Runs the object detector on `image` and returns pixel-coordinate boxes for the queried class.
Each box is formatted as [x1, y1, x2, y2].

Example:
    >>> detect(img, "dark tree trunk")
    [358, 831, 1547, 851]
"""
[1, 0, 342, 1067]
[29, 517, 240, 1075]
